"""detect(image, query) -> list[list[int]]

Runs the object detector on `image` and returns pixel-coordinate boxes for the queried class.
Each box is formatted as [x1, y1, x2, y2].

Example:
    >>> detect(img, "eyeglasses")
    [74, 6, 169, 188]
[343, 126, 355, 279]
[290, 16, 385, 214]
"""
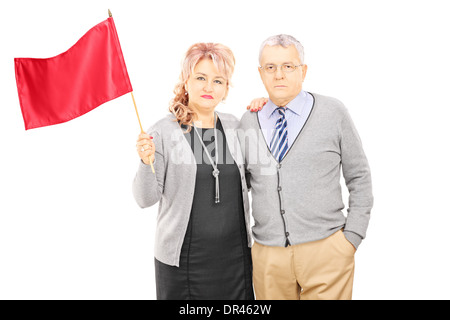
[259, 63, 303, 73]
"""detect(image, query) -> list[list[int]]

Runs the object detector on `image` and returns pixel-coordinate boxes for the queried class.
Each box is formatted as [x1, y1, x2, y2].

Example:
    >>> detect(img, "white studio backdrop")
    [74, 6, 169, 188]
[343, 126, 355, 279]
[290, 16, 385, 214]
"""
[0, 0, 449, 300]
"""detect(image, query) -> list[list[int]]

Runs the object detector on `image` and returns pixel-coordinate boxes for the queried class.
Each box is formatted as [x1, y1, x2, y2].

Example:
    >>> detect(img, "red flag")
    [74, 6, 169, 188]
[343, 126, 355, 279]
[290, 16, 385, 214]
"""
[14, 17, 133, 130]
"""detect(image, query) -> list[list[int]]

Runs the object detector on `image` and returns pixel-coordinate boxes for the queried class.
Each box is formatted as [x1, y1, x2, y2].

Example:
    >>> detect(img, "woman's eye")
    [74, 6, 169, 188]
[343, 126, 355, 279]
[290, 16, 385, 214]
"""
[197, 76, 205, 81]
[214, 80, 223, 84]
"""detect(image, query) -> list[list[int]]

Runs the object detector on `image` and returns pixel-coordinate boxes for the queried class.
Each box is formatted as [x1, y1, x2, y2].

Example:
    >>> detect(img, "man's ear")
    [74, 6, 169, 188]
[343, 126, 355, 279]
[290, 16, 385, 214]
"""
[301, 64, 308, 82]
[258, 66, 264, 80]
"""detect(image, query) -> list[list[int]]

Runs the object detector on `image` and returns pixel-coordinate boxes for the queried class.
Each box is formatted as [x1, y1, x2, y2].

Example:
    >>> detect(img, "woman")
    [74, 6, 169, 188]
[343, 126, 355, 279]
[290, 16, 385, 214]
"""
[132, 43, 254, 300]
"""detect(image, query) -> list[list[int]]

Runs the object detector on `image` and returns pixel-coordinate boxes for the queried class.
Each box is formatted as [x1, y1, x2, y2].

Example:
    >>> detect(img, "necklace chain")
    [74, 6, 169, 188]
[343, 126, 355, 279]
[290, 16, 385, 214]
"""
[192, 113, 220, 203]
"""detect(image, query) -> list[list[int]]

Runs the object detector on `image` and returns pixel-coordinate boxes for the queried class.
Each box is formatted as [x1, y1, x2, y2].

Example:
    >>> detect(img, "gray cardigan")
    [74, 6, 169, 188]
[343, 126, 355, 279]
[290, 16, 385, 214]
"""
[239, 93, 373, 249]
[132, 112, 252, 267]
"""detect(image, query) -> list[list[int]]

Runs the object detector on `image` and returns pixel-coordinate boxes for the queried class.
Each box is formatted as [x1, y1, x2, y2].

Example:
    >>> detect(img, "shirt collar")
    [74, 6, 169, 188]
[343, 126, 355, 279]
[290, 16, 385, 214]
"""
[263, 90, 308, 119]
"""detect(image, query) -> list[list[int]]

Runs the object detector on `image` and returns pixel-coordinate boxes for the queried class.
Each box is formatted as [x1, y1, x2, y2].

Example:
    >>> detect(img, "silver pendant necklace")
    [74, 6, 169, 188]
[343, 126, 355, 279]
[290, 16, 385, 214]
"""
[192, 113, 220, 203]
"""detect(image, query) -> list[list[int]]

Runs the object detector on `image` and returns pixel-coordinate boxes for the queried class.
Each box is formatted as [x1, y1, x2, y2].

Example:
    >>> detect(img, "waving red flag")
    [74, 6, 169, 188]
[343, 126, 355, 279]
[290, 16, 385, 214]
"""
[14, 17, 133, 130]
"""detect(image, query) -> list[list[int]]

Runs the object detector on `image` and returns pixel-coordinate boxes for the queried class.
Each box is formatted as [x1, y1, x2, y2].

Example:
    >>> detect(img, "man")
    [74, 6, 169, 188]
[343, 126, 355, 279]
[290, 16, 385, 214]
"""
[239, 34, 373, 300]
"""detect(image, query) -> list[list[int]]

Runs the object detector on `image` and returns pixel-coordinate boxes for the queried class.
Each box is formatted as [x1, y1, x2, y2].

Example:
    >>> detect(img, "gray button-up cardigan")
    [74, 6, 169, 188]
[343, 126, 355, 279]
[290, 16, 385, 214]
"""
[132, 112, 251, 267]
[239, 93, 373, 250]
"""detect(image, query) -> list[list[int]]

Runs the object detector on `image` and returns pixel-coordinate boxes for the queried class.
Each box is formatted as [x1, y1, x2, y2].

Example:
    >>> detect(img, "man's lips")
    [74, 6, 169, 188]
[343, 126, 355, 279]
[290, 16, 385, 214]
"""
[201, 95, 214, 99]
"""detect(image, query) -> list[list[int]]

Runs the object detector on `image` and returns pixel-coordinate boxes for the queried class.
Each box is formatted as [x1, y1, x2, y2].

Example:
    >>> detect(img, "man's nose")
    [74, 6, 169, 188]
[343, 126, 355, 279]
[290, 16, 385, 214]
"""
[275, 67, 285, 80]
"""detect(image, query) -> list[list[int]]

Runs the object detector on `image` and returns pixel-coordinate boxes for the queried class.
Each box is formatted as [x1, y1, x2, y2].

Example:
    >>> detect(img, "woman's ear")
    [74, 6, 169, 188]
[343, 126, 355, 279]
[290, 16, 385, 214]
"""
[223, 87, 229, 101]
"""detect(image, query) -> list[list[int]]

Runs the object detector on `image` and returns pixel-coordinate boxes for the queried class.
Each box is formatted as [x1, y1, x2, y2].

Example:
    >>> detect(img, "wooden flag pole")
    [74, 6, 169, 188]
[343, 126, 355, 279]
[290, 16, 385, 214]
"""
[131, 92, 144, 132]
[132, 92, 155, 173]
[108, 10, 154, 174]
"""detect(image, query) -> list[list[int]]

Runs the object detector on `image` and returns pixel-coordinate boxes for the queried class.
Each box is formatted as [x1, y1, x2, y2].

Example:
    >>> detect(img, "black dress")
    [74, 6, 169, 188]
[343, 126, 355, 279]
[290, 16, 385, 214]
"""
[154, 119, 254, 300]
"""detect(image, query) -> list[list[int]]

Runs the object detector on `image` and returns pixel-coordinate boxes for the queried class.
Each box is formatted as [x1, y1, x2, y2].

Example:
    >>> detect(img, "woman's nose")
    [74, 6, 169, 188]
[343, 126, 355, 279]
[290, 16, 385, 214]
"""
[203, 82, 213, 92]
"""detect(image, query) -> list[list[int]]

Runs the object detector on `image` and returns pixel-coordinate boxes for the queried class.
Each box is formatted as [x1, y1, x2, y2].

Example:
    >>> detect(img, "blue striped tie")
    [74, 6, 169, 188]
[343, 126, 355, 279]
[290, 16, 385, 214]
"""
[270, 107, 288, 162]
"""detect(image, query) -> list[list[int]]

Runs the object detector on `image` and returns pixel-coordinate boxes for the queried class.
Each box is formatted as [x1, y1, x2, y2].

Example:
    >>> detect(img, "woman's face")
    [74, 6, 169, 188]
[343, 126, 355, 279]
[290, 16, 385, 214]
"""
[185, 58, 228, 115]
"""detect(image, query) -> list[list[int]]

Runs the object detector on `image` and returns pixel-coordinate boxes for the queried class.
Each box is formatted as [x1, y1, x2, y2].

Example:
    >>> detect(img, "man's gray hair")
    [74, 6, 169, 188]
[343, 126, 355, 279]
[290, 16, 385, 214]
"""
[259, 34, 305, 64]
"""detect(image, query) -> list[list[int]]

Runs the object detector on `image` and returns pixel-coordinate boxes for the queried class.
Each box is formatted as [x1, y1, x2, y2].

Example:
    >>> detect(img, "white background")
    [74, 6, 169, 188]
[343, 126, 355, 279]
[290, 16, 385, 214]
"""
[1, 0, 449, 300]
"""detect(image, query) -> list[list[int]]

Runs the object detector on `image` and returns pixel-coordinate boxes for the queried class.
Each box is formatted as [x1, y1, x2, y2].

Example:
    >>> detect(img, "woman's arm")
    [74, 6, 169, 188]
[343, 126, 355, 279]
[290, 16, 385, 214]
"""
[246, 97, 268, 112]
[132, 131, 165, 208]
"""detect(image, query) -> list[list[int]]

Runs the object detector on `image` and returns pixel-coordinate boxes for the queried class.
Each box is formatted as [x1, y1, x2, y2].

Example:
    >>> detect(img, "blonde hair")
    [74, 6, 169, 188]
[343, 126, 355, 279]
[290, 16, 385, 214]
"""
[169, 43, 235, 130]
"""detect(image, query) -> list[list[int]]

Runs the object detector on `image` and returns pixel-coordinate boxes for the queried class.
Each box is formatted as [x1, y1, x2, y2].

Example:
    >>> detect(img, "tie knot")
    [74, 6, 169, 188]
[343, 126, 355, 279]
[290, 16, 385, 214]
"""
[277, 107, 286, 117]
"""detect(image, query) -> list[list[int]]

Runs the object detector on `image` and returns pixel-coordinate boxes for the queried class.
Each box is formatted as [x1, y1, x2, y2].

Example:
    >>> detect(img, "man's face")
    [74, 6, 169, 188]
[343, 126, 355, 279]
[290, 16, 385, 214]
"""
[258, 45, 307, 107]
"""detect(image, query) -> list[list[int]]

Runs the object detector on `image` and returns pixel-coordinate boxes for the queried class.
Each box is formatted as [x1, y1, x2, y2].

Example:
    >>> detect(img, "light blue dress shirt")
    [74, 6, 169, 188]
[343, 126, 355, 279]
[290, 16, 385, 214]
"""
[257, 90, 314, 151]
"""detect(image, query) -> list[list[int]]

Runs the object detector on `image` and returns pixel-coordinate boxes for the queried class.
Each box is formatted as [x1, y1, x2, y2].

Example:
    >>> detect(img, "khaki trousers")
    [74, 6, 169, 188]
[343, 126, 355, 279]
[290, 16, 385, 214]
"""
[252, 230, 355, 300]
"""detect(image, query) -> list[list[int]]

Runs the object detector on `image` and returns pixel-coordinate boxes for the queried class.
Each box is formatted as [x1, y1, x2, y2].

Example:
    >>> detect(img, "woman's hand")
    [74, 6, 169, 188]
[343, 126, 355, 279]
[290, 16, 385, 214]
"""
[136, 133, 155, 165]
[246, 97, 269, 112]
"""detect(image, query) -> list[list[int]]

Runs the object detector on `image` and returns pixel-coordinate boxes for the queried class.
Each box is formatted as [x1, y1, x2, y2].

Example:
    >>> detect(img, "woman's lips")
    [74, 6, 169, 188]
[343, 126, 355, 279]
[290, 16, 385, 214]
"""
[201, 95, 214, 99]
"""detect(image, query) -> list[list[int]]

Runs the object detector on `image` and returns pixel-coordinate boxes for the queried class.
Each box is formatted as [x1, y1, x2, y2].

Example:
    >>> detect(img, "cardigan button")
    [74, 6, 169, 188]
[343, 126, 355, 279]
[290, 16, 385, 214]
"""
[277, 186, 282, 191]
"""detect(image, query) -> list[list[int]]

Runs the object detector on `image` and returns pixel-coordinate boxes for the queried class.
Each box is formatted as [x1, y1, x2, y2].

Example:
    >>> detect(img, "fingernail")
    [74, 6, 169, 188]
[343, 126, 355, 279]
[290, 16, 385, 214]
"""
[150, 136, 153, 139]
